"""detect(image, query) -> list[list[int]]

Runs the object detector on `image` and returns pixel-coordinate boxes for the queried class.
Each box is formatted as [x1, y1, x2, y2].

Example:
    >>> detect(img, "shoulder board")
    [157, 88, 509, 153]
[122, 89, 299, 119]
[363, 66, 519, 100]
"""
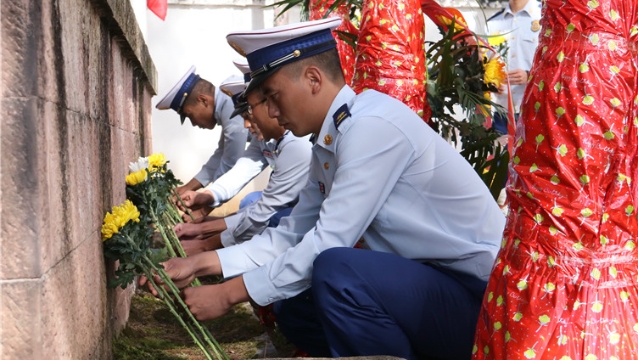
[332, 103, 351, 129]
[487, 9, 505, 22]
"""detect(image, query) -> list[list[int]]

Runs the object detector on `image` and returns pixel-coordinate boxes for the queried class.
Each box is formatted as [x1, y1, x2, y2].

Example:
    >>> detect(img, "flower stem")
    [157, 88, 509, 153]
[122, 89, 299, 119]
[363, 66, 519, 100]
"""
[166, 198, 184, 225]
[172, 189, 195, 222]
[146, 259, 228, 360]
[141, 262, 215, 360]
[149, 207, 177, 258]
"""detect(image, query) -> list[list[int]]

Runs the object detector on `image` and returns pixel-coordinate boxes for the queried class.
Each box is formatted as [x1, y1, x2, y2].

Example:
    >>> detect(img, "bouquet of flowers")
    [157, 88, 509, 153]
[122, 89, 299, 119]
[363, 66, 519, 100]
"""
[125, 153, 196, 261]
[102, 154, 227, 360]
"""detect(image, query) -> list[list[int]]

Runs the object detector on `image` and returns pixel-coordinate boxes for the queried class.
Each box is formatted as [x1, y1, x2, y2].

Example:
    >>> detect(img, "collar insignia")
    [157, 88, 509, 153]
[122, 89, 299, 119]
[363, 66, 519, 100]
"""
[323, 134, 333, 145]
[332, 104, 351, 129]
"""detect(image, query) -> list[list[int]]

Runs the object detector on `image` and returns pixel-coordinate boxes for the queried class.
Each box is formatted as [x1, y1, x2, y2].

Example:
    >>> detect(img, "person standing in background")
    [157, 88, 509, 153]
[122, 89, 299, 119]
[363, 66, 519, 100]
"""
[487, 0, 542, 211]
[487, 0, 541, 136]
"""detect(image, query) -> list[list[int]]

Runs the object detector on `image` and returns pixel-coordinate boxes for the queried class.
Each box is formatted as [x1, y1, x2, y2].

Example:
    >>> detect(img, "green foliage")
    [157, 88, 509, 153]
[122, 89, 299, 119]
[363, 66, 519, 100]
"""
[426, 23, 509, 199]
[103, 211, 155, 289]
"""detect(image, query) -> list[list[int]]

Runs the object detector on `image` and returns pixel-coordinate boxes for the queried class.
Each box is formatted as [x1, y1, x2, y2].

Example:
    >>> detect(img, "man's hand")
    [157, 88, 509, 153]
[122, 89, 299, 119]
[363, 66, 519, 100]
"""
[182, 277, 250, 321]
[183, 206, 214, 223]
[180, 190, 215, 210]
[139, 257, 198, 296]
[176, 178, 204, 197]
[507, 69, 528, 85]
[174, 223, 204, 240]
[181, 234, 223, 256]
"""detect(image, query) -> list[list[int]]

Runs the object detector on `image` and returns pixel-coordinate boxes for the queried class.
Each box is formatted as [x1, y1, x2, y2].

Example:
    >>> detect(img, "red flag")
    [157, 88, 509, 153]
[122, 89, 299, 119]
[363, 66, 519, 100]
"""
[147, 0, 167, 20]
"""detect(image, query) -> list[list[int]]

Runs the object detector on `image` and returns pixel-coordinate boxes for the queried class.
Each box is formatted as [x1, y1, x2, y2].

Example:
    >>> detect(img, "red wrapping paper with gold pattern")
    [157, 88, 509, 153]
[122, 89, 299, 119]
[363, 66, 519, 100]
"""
[472, 1, 638, 359]
[309, 0, 357, 86]
[351, 0, 427, 119]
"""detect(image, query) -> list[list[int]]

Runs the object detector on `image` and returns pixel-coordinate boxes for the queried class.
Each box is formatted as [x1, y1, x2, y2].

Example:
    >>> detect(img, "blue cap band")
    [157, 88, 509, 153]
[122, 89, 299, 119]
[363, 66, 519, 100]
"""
[244, 73, 251, 83]
[247, 29, 336, 78]
[169, 73, 200, 112]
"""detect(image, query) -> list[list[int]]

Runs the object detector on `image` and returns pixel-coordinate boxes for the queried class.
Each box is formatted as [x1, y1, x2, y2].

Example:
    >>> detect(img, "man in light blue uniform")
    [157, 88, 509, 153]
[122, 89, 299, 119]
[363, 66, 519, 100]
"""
[156, 66, 249, 200]
[175, 62, 312, 253]
[145, 18, 505, 359]
[487, 0, 542, 135]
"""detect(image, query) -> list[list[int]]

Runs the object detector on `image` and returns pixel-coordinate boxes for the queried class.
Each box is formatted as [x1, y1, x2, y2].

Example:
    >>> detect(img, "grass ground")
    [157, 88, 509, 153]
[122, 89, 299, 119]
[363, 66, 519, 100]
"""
[113, 287, 296, 360]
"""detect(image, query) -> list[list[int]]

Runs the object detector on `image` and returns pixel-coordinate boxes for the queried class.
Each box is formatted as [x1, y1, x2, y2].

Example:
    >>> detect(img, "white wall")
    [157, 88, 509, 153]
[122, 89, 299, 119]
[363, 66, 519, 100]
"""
[133, 0, 297, 182]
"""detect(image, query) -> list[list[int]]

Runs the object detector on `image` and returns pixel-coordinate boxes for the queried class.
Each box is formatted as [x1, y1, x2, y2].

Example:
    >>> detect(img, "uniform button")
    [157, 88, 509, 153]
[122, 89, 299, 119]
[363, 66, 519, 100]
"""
[324, 162, 330, 169]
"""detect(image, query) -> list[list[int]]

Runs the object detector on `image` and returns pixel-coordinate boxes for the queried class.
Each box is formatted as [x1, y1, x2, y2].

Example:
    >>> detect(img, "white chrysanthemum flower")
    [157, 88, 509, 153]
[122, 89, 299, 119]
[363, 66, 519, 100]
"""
[129, 156, 149, 172]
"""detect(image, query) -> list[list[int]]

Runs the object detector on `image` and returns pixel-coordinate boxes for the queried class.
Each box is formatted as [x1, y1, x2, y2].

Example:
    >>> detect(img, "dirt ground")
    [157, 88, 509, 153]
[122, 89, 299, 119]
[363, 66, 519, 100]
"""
[113, 287, 296, 360]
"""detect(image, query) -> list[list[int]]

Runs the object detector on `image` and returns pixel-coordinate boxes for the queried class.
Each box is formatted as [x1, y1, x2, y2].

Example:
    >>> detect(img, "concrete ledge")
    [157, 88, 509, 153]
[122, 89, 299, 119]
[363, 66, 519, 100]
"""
[89, 0, 158, 94]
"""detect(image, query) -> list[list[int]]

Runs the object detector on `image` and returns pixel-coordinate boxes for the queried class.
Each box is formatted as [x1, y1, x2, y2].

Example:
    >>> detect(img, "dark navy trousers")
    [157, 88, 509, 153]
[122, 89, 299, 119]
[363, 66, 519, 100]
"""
[273, 247, 487, 360]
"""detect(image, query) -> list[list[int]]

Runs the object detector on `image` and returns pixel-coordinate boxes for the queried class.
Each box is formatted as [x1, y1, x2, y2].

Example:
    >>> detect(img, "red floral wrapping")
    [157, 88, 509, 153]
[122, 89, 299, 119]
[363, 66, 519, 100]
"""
[309, 1, 357, 86]
[351, 0, 427, 119]
[473, 1, 638, 359]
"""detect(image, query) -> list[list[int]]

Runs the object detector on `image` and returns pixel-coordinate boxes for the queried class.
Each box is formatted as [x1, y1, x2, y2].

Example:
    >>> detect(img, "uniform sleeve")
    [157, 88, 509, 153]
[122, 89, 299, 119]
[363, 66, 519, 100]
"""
[194, 97, 248, 186]
[207, 137, 268, 207]
[227, 117, 415, 305]
[194, 144, 223, 187]
[215, 172, 324, 282]
[222, 138, 312, 246]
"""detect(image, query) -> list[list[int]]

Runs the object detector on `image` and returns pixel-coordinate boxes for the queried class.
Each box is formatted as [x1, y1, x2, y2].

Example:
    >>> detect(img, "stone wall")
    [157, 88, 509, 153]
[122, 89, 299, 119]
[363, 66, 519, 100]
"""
[0, 0, 156, 359]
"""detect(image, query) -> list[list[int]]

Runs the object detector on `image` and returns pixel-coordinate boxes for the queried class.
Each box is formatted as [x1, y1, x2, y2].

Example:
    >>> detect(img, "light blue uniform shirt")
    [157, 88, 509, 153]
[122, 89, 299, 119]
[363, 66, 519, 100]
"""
[487, 0, 542, 113]
[193, 88, 249, 186]
[208, 131, 312, 246]
[217, 86, 506, 306]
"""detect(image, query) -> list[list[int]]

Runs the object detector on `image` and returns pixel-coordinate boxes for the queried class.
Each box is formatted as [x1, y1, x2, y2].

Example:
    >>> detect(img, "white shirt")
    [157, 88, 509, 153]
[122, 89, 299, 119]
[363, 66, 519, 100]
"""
[487, 0, 542, 113]
[194, 88, 250, 186]
[208, 131, 312, 246]
[216, 86, 506, 306]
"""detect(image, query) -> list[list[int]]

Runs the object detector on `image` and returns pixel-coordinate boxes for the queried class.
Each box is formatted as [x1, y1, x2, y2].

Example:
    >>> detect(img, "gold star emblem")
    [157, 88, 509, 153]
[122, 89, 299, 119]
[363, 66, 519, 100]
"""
[323, 134, 333, 145]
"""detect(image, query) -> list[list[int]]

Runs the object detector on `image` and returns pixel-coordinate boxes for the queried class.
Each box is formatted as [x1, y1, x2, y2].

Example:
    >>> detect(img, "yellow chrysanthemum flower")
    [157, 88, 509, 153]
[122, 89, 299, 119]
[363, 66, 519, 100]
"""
[484, 57, 507, 89]
[101, 213, 119, 240]
[126, 169, 147, 186]
[101, 200, 140, 241]
[148, 153, 166, 172]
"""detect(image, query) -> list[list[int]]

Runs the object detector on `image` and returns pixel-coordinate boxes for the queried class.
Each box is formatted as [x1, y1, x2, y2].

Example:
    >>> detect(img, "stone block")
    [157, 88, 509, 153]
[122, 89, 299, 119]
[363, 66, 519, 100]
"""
[40, 234, 111, 359]
[0, 279, 42, 359]
[1, 0, 41, 99]
[1, 97, 44, 279]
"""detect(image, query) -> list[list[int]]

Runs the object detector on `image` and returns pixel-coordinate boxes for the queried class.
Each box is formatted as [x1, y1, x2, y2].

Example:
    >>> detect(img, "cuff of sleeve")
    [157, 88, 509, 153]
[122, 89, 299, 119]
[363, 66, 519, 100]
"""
[217, 245, 251, 279]
[243, 266, 282, 306]
[194, 171, 212, 188]
[220, 229, 234, 248]
[208, 185, 224, 208]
